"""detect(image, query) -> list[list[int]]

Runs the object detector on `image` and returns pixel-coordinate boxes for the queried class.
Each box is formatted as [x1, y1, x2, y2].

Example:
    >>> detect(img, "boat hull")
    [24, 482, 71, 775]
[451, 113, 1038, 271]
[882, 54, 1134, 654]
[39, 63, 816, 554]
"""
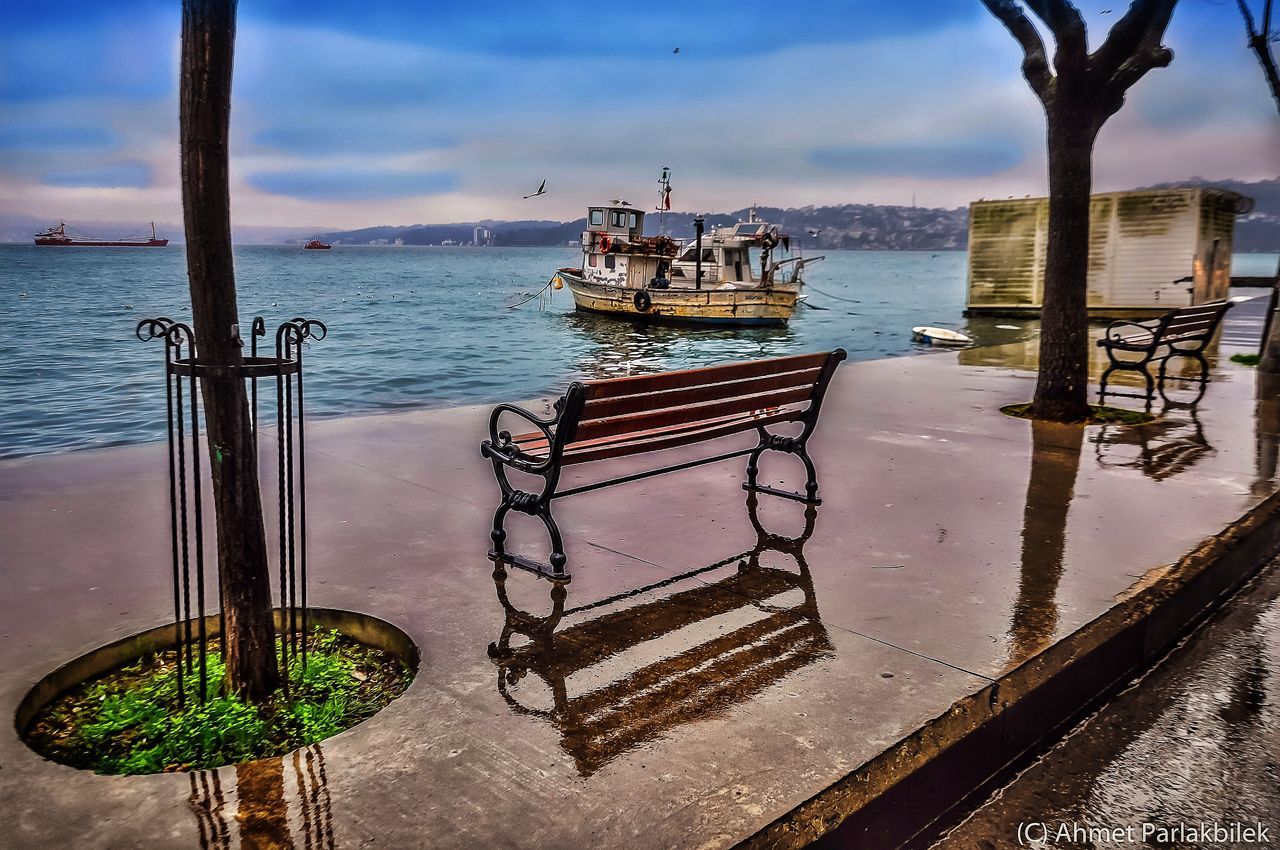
[34, 239, 169, 247]
[562, 273, 797, 327]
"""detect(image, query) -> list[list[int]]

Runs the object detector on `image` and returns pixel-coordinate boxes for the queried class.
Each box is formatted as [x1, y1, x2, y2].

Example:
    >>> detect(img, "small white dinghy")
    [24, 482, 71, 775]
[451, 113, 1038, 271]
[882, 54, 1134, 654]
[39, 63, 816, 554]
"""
[912, 326, 973, 347]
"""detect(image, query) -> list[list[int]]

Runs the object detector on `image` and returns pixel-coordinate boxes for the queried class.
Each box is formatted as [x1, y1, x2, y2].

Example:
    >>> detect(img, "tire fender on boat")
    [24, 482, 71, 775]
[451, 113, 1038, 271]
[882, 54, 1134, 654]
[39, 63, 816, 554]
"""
[633, 289, 652, 312]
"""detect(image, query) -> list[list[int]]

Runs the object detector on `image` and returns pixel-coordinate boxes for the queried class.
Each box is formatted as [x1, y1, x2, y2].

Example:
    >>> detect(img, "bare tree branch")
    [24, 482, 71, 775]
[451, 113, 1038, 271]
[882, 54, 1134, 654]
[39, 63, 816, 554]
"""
[1111, 47, 1175, 89]
[1240, 0, 1280, 115]
[1090, 0, 1177, 84]
[981, 0, 1055, 97]
[1024, 0, 1089, 71]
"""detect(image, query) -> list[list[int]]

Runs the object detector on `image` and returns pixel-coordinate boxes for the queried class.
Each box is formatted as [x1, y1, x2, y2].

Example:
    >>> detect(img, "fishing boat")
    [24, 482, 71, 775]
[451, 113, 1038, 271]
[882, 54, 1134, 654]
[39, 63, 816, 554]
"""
[304, 239, 332, 250]
[34, 221, 168, 247]
[555, 200, 820, 327]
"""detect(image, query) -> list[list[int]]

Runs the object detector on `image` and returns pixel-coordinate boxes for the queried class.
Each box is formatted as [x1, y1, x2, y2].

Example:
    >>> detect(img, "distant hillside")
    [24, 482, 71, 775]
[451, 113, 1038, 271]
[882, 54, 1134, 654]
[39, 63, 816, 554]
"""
[315, 205, 971, 251]
[6, 178, 1275, 249]
[312, 178, 1280, 252]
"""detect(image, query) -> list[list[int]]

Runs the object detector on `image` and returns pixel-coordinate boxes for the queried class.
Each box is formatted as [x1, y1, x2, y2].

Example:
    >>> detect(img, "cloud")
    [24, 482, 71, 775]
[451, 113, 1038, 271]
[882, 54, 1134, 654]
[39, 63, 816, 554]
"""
[42, 161, 152, 188]
[0, 124, 118, 151]
[0, 17, 177, 102]
[251, 123, 455, 156]
[248, 167, 458, 200]
[808, 141, 1025, 178]
[236, 0, 980, 59]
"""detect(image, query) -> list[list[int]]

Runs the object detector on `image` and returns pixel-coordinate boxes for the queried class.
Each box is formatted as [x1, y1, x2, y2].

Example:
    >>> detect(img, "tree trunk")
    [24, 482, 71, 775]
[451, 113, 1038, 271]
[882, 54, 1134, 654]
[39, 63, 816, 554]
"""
[1031, 103, 1097, 422]
[180, 0, 279, 700]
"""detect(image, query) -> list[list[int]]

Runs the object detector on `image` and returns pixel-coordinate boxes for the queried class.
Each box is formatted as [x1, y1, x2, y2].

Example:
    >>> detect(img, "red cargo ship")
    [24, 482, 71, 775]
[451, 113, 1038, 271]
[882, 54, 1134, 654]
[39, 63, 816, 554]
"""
[34, 221, 169, 247]
[304, 239, 332, 250]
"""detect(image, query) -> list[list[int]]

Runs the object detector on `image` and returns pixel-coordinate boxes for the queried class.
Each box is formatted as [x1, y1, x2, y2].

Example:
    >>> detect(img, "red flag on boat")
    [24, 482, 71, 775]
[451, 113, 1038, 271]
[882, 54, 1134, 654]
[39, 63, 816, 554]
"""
[663, 184, 672, 210]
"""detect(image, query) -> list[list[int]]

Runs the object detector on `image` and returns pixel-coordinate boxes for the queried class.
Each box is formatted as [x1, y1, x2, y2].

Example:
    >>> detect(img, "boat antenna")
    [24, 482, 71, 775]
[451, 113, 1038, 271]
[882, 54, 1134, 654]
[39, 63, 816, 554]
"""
[656, 166, 672, 236]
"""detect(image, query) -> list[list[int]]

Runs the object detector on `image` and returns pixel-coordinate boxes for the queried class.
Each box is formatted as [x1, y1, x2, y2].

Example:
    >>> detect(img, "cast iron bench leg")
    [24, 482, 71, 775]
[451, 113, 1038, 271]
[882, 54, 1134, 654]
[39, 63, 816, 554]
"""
[487, 458, 569, 579]
[744, 426, 823, 505]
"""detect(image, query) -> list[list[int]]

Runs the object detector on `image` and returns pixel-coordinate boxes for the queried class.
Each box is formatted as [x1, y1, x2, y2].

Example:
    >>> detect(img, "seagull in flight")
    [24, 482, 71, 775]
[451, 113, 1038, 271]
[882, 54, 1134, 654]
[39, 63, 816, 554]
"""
[523, 179, 547, 199]
[673, 47, 680, 54]
[806, 227, 822, 237]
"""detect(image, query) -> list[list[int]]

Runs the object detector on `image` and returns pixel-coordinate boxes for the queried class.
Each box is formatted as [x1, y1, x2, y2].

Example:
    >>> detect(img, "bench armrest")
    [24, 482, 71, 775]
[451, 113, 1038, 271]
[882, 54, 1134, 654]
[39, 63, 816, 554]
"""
[482, 401, 563, 473]
[1101, 318, 1158, 343]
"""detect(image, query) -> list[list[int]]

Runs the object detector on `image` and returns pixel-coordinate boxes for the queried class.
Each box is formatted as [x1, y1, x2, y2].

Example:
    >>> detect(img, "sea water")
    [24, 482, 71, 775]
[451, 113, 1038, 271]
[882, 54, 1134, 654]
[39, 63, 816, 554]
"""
[1, 244, 1275, 457]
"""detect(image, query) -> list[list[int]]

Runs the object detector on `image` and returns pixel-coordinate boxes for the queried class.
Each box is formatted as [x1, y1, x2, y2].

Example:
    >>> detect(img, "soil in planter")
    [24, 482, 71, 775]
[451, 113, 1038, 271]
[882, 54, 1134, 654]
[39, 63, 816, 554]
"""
[24, 629, 413, 775]
[1000, 402, 1155, 426]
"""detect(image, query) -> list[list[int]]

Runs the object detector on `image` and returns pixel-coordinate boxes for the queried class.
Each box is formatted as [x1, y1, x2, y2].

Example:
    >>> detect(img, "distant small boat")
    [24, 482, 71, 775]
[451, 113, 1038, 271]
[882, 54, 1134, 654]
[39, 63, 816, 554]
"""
[912, 326, 973, 346]
[35, 220, 168, 247]
[304, 239, 331, 250]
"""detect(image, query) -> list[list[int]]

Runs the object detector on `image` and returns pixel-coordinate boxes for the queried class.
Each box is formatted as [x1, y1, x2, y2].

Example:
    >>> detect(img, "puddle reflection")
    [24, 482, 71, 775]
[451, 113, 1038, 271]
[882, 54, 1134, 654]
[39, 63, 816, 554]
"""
[1007, 421, 1085, 669]
[188, 745, 334, 850]
[488, 494, 831, 777]
[1253, 372, 1280, 498]
[1091, 407, 1212, 482]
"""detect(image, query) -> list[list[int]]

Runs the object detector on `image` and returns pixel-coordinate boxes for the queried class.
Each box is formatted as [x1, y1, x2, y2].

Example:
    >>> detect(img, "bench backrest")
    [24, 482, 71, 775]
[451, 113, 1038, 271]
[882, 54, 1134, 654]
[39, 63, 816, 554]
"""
[561, 350, 846, 446]
[1159, 301, 1231, 341]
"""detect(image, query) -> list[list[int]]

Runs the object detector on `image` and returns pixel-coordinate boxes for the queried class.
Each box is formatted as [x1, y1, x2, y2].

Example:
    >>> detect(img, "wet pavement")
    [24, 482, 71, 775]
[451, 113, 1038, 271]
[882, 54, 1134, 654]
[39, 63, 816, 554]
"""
[933, 559, 1280, 850]
[1, 302, 1278, 848]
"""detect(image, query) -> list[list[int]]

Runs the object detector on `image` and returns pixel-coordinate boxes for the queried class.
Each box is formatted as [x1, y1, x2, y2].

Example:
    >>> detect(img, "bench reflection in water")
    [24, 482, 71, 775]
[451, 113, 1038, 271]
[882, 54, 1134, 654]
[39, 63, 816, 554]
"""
[487, 494, 832, 777]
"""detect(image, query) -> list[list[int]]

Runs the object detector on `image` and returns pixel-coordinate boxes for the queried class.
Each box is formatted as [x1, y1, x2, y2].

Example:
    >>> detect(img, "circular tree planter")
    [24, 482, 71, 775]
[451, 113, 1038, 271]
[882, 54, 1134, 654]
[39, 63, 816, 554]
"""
[17, 608, 418, 775]
[1000, 402, 1156, 426]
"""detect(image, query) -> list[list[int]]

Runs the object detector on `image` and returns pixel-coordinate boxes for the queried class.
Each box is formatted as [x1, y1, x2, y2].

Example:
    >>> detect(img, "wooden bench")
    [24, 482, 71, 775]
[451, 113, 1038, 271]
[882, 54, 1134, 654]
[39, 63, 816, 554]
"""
[480, 349, 847, 577]
[1097, 301, 1232, 405]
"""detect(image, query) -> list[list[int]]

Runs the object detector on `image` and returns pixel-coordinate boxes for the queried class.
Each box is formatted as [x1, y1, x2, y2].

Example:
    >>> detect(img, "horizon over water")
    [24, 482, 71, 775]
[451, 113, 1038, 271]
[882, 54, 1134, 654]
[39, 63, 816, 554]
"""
[1, 244, 1276, 458]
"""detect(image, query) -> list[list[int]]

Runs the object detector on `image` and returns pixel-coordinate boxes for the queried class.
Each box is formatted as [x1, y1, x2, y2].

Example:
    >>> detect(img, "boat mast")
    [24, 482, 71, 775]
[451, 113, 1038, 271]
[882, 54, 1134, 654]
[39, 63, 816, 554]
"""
[655, 166, 672, 236]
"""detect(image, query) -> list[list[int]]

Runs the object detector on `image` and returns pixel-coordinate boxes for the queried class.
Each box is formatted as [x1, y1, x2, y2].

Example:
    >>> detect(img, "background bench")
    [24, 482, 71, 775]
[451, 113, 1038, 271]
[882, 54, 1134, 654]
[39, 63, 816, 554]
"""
[1097, 301, 1232, 405]
[480, 349, 846, 577]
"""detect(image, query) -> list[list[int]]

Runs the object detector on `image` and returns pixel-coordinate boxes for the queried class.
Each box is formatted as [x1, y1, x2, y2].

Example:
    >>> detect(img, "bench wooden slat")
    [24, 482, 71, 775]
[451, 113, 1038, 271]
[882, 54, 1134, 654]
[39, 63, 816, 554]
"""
[580, 367, 822, 422]
[513, 405, 805, 462]
[572, 384, 817, 444]
[582, 352, 831, 401]
[562, 408, 803, 465]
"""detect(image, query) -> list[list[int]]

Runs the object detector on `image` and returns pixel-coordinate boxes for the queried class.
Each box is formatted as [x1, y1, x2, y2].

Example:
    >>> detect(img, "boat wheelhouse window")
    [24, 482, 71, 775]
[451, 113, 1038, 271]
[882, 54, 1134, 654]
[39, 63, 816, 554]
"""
[628, 213, 638, 229]
[677, 247, 716, 263]
[589, 254, 598, 267]
[590, 209, 604, 226]
[604, 254, 616, 270]
[610, 211, 626, 227]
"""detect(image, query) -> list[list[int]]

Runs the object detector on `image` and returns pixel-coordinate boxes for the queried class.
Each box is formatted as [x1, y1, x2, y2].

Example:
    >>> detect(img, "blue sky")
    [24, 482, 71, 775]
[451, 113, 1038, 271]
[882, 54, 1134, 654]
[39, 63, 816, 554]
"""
[1, 0, 1276, 228]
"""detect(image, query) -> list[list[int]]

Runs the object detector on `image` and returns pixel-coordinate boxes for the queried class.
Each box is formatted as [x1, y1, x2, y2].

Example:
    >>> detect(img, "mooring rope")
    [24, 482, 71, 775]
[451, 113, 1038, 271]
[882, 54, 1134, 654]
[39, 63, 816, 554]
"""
[506, 278, 554, 309]
[803, 283, 861, 304]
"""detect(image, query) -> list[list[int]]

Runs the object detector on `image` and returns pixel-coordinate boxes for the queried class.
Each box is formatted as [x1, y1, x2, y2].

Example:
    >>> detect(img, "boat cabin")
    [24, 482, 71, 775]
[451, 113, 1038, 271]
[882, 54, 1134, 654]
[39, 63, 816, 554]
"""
[576, 202, 805, 292]
[580, 201, 673, 289]
[586, 203, 645, 239]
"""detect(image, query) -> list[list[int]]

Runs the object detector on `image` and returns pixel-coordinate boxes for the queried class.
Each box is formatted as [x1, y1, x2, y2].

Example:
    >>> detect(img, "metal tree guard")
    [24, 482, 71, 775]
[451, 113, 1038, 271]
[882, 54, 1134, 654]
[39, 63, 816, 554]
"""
[137, 315, 327, 705]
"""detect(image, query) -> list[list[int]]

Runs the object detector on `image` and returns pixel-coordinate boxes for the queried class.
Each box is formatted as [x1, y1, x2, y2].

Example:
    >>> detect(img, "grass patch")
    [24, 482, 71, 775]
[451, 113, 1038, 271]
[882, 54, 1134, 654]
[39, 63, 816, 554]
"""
[1000, 402, 1155, 425]
[24, 629, 412, 775]
[1231, 353, 1260, 367]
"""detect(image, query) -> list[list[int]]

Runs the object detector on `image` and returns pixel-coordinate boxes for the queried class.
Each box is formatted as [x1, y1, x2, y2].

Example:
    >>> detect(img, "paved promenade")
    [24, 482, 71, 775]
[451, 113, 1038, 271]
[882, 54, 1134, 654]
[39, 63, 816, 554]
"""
[2, 316, 1276, 848]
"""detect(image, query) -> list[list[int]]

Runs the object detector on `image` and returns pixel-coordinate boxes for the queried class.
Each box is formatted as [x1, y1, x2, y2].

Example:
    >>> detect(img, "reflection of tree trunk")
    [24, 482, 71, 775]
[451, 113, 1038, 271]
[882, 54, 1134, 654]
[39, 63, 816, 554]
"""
[1009, 421, 1085, 667]
[1253, 372, 1280, 497]
[235, 759, 295, 850]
